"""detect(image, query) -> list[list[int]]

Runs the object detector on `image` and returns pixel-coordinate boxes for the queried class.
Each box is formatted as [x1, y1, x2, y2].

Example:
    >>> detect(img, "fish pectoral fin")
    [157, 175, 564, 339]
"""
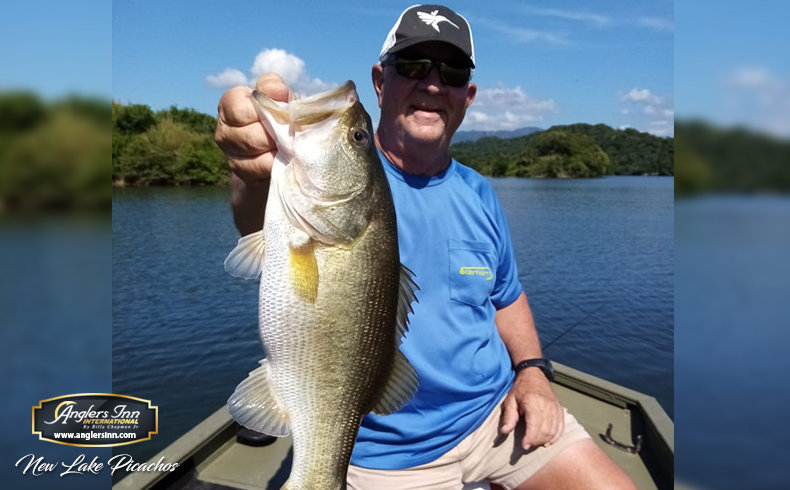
[395, 264, 420, 343]
[227, 358, 290, 436]
[224, 230, 265, 280]
[371, 349, 419, 415]
[289, 237, 319, 303]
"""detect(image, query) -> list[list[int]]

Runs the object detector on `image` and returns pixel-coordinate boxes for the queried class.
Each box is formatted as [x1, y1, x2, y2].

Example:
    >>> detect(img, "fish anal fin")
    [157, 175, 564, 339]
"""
[289, 237, 318, 303]
[227, 358, 290, 436]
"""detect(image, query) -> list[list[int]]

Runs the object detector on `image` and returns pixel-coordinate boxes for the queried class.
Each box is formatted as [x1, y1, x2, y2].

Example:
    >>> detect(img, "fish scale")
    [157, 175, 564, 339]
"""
[224, 81, 419, 489]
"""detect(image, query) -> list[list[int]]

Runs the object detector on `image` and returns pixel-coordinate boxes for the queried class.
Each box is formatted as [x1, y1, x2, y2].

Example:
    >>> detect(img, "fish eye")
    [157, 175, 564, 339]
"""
[350, 127, 369, 145]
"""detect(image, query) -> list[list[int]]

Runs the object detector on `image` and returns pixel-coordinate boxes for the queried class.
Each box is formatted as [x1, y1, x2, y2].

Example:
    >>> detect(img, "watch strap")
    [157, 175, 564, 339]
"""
[513, 358, 554, 381]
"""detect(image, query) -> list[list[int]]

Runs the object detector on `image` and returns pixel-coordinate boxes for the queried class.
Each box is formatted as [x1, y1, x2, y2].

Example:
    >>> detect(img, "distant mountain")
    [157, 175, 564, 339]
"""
[452, 126, 543, 144]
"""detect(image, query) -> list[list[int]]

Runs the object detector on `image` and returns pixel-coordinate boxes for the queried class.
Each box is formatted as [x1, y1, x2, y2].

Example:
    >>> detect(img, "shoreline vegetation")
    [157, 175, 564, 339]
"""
[12, 92, 790, 213]
[111, 100, 674, 187]
[1, 92, 110, 213]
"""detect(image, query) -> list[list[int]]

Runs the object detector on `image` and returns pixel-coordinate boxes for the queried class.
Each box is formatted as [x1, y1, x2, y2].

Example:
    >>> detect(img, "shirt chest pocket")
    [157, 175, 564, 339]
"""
[448, 239, 497, 307]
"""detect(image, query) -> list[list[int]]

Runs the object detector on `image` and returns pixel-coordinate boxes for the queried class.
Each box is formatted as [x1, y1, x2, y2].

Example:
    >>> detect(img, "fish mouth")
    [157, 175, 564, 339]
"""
[290, 81, 359, 128]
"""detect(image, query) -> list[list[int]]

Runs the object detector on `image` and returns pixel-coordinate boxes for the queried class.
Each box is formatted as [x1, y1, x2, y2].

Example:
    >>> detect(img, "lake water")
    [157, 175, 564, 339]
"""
[112, 176, 673, 464]
[675, 196, 790, 489]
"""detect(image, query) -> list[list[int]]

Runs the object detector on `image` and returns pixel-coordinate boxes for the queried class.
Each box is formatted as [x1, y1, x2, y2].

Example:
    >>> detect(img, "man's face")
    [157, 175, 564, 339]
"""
[373, 42, 477, 151]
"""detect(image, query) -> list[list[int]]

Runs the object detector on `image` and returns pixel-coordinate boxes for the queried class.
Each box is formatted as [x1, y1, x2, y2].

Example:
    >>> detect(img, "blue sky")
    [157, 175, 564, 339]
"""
[675, 1, 790, 137]
[6, 2, 789, 138]
[111, 0, 674, 136]
[0, 1, 112, 100]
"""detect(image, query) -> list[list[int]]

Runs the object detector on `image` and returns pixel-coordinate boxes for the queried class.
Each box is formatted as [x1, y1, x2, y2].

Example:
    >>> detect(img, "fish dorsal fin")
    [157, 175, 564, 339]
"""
[372, 264, 420, 415]
[224, 230, 265, 279]
[227, 358, 290, 436]
[396, 265, 419, 344]
[372, 349, 419, 415]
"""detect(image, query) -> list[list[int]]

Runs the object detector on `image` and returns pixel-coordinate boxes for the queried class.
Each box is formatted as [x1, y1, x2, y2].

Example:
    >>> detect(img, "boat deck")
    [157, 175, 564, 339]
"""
[114, 362, 673, 490]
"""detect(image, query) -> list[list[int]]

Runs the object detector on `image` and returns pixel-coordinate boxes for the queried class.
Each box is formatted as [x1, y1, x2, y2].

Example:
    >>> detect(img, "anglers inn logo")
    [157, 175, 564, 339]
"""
[417, 10, 460, 32]
[32, 394, 158, 447]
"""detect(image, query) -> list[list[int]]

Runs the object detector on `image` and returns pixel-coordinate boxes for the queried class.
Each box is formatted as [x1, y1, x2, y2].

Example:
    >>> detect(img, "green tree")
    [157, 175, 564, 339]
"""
[0, 101, 110, 212]
[114, 103, 155, 134]
[521, 130, 610, 178]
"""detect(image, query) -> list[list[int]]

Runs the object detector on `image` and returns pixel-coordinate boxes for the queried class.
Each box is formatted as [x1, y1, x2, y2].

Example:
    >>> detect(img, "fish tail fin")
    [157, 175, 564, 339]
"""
[228, 358, 290, 436]
[372, 264, 420, 415]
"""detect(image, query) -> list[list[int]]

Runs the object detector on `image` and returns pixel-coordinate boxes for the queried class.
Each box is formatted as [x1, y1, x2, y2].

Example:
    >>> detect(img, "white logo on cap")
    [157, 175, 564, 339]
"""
[417, 10, 460, 32]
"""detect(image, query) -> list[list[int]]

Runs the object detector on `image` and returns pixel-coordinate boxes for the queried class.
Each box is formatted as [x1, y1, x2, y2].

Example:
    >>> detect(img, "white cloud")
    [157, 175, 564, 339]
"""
[476, 18, 568, 45]
[619, 87, 674, 137]
[726, 67, 785, 92]
[461, 84, 557, 131]
[525, 7, 610, 28]
[638, 17, 673, 32]
[722, 66, 790, 137]
[250, 49, 305, 85]
[648, 119, 673, 137]
[206, 48, 335, 95]
[205, 68, 249, 88]
[468, 111, 490, 123]
[622, 88, 662, 105]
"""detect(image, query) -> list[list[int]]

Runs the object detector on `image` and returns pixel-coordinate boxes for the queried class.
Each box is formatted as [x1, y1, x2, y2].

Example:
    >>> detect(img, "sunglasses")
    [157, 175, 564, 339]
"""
[387, 56, 471, 87]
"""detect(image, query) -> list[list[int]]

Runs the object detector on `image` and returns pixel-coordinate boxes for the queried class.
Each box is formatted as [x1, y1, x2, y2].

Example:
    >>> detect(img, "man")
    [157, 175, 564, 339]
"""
[215, 5, 636, 489]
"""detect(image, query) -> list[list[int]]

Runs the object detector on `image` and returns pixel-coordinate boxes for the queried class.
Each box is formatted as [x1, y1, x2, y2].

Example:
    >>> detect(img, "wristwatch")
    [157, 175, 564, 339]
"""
[514, 358, 554, 382]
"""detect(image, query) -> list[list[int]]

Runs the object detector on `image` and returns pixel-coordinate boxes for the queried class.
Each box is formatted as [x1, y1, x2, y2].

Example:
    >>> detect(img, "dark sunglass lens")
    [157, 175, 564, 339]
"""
[392, 57, 469, 86]
[396, 59, 432, 79]
[439, 64, 470, 87]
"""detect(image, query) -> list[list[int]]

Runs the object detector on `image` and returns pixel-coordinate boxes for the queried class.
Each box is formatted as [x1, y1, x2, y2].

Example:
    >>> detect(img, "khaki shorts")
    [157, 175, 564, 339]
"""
[348, 399, 590, 490]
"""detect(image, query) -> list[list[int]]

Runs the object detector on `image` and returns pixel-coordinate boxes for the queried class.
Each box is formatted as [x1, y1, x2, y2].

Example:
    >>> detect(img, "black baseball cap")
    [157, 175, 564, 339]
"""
[379, 4, 475, 68]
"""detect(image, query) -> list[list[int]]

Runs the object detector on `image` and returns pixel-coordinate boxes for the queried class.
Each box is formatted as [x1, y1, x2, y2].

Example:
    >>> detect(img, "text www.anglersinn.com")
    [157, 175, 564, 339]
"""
[53, 431, 137, 441]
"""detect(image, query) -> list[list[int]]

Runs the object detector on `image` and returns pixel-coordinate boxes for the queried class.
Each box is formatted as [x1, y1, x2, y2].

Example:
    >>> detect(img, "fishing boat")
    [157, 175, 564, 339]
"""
[113, 361, 673, 489]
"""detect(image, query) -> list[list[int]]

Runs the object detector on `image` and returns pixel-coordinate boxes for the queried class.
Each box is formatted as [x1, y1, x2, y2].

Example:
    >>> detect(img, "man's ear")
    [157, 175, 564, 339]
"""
[371, 64, 384, 108]
[465, 82, 477, 109]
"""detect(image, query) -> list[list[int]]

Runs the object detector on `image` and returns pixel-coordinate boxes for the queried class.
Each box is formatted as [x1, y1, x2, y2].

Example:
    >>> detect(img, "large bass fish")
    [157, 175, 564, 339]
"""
[224, 81, 419, 489]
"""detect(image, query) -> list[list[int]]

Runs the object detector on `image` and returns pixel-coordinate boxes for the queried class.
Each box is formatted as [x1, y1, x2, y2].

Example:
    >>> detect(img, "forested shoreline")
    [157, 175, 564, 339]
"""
[112, 101, 674, 185]
[112, 102, 227, 186]
[7, 93, 790, 215]
[450, 123, 673, 178]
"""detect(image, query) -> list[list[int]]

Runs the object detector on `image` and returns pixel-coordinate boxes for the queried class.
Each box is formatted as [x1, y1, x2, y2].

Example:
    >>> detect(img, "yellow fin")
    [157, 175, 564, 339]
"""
[289, 239, 318, 303]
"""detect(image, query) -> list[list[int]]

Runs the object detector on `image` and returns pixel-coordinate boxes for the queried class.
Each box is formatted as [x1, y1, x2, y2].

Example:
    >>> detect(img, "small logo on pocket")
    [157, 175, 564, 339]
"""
[459, 266, 493, 280]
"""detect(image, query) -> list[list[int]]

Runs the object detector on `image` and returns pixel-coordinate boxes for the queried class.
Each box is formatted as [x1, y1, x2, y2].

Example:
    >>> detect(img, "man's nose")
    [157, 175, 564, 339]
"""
[418, 65, 446, 92]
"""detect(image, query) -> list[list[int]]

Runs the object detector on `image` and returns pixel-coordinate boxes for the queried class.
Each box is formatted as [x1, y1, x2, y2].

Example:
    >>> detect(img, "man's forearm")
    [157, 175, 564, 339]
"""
[495, 292, 543, 365]
[230, 173, 268, 236]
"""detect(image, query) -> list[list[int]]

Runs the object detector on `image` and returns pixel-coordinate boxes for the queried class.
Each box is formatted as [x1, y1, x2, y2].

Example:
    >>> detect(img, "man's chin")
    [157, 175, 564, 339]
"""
[404, 124, 447, 146]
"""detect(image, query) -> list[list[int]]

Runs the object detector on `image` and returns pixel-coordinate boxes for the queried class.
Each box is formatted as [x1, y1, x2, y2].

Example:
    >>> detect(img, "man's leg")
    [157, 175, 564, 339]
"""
[514, 439, 636, 490]
[347, 448, 464, 490]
